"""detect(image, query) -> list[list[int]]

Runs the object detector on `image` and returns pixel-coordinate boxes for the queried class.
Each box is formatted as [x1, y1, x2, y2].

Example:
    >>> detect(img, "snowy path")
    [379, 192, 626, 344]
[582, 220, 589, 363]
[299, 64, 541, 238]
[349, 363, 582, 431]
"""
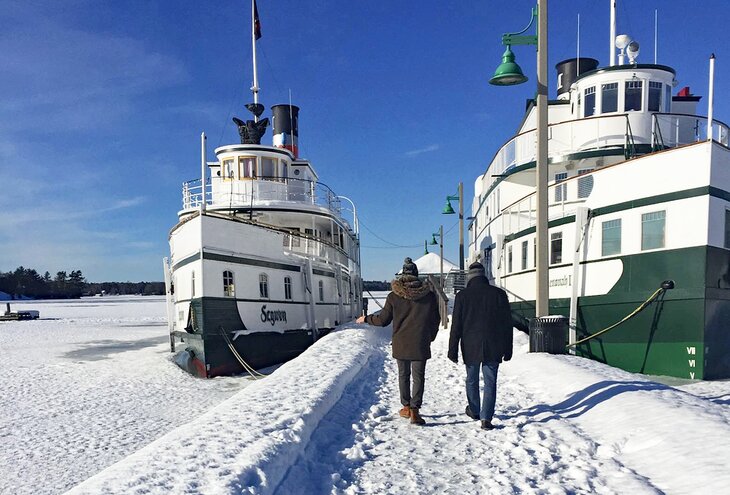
[275, 331, 660, 495]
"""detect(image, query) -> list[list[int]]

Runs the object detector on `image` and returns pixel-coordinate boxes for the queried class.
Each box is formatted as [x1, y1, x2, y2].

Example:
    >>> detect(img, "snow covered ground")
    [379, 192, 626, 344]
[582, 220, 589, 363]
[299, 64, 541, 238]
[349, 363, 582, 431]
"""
[2, 295, 730, 494]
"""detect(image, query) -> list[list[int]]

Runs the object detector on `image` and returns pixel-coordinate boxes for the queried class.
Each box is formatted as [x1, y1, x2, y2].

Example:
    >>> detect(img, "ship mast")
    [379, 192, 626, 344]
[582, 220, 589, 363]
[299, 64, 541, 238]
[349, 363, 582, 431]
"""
[251, 0, 260, 122]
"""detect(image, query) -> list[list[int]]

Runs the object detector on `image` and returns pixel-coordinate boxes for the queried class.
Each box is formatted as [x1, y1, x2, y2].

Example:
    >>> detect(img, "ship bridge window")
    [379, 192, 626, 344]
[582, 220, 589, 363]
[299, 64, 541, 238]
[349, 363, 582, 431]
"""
[555, 172, 568, 202]
[239, 156, 256, 178]
[641, 210, 666, 250]
[602, 219, 622, 256]
[318, 280, 324, 302]
[507, 245, 513, 273]
[601, 82, 618, 113]
[223, 270, 235, 297]
[261, 157, 277, 180]
[259, 273, 269, 298]
[550, 232, 563, 264]
[281, 163, 288, 182]
[625, 80, 643, 112]
[584, 86, 596, 117]
[665, 84, 672, 112]
[648, 81, 662, 112]
[223, 159, 235, 180]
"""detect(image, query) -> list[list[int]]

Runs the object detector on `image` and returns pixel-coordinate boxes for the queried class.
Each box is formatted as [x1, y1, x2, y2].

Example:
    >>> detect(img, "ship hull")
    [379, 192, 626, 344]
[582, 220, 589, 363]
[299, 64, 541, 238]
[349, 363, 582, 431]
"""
[509, 246, 730, 379]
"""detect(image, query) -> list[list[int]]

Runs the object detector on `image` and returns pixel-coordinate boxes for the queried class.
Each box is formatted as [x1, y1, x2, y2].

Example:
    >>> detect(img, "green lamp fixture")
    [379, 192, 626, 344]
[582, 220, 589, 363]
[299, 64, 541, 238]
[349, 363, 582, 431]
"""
[430, 234, 438, 245]
[442, 199, 456, 215]
[489, 46, 528, 86]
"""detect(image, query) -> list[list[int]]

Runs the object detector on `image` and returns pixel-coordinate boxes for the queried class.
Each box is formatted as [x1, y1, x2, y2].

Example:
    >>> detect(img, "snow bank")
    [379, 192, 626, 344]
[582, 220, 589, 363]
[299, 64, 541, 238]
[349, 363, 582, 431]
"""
[505, 344, 730, 494]
[66, 325, 389, 495]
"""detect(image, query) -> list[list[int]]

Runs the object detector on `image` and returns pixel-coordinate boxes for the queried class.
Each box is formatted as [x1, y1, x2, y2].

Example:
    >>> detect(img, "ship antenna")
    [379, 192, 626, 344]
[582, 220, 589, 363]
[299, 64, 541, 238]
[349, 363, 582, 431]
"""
[654, 9, 658, 64]
[610, 0, 616, 66]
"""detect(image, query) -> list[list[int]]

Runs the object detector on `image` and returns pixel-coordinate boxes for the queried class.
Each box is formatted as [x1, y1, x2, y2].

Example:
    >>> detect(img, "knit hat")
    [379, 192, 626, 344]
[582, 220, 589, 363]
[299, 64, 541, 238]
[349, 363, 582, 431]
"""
[401, 257, 419, 277]
[467, 261, 485, 282]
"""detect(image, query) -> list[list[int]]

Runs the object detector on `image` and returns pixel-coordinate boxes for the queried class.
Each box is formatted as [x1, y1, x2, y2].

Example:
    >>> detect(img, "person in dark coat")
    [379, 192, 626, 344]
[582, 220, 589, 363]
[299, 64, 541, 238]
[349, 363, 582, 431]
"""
[356, 257, 440, 425]
[448, 261, 513, 430]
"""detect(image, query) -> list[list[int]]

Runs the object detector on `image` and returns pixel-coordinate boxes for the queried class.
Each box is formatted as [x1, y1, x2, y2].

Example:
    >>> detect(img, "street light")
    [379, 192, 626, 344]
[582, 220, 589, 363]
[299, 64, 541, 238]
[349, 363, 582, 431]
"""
[489, 1, 549, 318]
[442, 182, 464, 272]
[430, 225, 444, 289]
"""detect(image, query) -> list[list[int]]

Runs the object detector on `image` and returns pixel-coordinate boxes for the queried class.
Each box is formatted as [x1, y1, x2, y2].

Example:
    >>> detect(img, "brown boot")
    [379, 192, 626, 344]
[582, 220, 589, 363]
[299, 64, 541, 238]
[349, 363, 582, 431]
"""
[398, 405, 411, 418]
[410, 407, 426, 425]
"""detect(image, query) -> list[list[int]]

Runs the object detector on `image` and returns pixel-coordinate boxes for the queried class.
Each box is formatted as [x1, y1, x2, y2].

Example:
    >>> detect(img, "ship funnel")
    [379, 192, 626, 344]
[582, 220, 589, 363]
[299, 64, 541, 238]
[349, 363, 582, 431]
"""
[272, 104, 300, 158]
[555, 58, 599, 100]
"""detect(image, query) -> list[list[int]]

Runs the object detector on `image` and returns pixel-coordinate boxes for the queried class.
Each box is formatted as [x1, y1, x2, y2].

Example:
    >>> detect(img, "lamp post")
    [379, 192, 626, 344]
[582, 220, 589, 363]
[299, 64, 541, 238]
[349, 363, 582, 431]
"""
[442, 182, 464, 272]
[489, 1, 549, 318]
[430, 225, 444, 289]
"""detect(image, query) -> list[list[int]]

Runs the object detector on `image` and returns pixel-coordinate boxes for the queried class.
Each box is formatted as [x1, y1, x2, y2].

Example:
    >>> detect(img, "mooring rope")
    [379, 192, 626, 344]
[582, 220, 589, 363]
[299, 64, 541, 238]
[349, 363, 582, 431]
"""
[218, 325, 268, 379]
[566, 286, 666, 348]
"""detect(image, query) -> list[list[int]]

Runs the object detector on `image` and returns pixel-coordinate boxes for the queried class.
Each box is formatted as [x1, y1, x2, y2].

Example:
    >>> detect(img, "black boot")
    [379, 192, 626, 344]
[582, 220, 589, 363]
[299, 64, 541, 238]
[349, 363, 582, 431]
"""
[465, 405, 479, 420]
[480, 420, 494, 430]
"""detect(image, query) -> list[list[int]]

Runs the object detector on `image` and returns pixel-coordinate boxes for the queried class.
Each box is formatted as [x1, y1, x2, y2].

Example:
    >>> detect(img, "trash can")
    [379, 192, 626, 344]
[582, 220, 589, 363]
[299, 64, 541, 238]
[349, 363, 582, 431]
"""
[529, 315, 568, 354]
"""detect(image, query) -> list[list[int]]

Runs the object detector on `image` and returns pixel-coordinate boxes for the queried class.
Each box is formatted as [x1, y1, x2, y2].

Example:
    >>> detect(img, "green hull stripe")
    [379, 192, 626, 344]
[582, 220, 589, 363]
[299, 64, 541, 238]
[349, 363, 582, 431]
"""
[203, 252, 301, 272]
[313, 269, 336, 278]
[505, 185, 730, 243]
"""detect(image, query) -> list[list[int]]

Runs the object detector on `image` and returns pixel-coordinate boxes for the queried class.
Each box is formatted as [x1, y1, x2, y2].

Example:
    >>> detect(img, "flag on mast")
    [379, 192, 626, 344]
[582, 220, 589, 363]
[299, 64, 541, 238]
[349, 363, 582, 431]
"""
[254, 0, 262, 40]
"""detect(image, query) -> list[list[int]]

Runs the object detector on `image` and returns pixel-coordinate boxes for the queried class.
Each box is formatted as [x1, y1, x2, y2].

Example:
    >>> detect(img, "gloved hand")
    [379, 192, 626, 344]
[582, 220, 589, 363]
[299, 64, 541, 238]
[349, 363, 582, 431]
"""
[447, 354, 458, 364]
[503, 354, 512, 362]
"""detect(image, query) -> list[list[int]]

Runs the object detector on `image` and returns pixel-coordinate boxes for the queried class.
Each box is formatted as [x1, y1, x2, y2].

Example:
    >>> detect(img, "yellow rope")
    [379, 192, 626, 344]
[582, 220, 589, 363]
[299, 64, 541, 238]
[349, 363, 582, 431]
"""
[567, 287, 665, 347]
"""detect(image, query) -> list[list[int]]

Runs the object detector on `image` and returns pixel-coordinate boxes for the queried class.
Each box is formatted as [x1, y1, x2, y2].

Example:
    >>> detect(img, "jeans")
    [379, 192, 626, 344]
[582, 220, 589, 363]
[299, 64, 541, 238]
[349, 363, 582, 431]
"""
[465, 361, 499, 421]
[397, 359, 426, 408]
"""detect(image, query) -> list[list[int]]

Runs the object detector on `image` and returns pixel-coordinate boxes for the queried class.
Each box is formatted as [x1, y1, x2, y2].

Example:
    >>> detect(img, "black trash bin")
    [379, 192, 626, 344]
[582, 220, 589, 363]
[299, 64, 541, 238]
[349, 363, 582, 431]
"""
[529, 315, 568, 354]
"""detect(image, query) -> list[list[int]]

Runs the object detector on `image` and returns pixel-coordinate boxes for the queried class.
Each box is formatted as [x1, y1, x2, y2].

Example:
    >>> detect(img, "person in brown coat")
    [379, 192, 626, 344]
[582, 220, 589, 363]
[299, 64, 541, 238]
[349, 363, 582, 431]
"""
[356, 257, 440, 425]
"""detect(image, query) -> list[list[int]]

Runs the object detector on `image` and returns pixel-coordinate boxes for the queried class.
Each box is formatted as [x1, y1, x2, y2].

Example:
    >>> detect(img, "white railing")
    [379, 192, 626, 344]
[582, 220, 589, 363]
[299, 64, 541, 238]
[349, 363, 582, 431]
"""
[652, 113, 730, 149]
[282, 233, 350, 268]
[487, 112, 730, 180]
[181, 176, 348, 223]
[502, 182, 589, 235]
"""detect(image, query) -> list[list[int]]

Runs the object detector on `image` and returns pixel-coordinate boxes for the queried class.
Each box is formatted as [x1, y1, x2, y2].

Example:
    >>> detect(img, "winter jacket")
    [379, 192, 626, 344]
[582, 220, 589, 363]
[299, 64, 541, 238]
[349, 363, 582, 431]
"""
[366, 275, 440, 360]
[448, 275, 513, 365]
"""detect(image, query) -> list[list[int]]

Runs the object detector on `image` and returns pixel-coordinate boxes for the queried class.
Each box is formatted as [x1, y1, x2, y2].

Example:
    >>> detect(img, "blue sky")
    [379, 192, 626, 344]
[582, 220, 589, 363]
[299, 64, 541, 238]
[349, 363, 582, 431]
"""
[1, 1, 728, 282]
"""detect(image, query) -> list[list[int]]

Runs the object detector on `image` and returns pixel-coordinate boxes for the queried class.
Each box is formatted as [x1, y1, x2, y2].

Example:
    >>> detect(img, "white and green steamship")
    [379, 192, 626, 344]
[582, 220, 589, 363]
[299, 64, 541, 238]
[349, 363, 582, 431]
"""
[469, 5, 730, 379]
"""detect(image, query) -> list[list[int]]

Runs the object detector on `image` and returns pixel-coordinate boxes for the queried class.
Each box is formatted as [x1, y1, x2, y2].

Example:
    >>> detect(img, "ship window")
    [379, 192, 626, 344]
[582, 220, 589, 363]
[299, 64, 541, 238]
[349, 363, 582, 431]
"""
[281, 163, 288, 182]
[259, 273, 269, 298]
[261, 157, 277, 180]
[223, 270, 235, 297]
[191, 271, 195, 298]
[641, 210, 666, 250]
[649, 82, 662, 112]
[239, 156, 256, 178]
[725, 210, 730, 248]
[550, 232, 563, 264]
[507, 245, 513, 273]
[602, 219, 622, 256]
[555, 172, 568, 202]
[283, 227, 301, 248]
[521, 240, 528, 271]
[223, 159, 235, 180]
[601, 82, 618, 113]
[284, 276, 292, 300]
[584, 86, 596, 117]
[665, 84, 672, 112]
[318, 280, 324, 302]
[625, 80, 643, 112]
[577, 169, 594, 198]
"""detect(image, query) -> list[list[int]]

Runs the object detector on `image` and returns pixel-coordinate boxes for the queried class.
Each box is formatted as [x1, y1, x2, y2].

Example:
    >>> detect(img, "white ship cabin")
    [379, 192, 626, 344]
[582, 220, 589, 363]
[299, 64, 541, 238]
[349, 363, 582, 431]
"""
[470, 56, 730, 263]
[179, 143, 359, 269]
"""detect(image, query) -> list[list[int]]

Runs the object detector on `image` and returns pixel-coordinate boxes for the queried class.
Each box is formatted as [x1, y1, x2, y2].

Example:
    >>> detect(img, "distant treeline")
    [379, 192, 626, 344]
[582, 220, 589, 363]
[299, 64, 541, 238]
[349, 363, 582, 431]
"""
[363, 280, 391, 291]
[0, 266, 164, 299]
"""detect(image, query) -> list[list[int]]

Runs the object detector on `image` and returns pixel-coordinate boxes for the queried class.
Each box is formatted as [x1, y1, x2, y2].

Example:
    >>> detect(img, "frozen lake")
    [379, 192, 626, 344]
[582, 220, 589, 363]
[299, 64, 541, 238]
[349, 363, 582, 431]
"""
[0, 296, 249, 495]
